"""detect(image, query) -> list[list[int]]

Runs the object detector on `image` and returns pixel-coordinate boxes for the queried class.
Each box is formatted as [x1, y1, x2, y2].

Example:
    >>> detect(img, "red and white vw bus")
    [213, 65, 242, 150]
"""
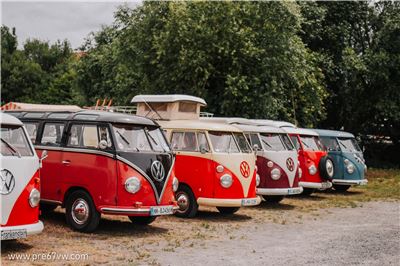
[1, 113, 44, 240]
[8, 109, 178, 232]
[131, 95, 261, 217]
[283, 127, 333, 195]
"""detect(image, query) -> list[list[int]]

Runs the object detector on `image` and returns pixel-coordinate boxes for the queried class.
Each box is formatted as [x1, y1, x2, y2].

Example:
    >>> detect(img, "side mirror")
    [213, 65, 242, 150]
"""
[200, 145, 209, 154]
[253, 144, 259, 151]
[99, 140, 108, 150]
[41, 150, 48, 160]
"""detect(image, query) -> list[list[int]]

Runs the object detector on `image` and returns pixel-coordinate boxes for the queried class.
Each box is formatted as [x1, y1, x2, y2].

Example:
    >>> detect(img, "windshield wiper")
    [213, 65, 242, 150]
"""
[262, 139, 273, 149]
[116, 130, 130, 145]
[301, 140, 311, 149]
[145, 129, 165, 152]
[1, 138, 21, 157]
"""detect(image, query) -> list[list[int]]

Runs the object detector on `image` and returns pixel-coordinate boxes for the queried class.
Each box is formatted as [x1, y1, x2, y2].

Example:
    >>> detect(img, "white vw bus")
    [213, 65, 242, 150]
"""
[1, 113, 44, 240]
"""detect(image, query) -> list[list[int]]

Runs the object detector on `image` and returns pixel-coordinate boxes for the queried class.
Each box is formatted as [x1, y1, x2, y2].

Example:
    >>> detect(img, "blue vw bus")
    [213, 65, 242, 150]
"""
[314, 129, 367, 191]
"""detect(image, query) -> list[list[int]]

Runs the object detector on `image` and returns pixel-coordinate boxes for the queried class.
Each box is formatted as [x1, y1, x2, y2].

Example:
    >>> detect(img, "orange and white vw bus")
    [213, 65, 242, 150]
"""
[1, 113, 44, 240]
[131, 95, 261, 217]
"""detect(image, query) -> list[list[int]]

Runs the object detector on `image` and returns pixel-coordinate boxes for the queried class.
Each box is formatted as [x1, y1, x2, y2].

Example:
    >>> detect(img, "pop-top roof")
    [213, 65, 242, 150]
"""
[314, 129, 355, 138]
[131, 95, 207, 106]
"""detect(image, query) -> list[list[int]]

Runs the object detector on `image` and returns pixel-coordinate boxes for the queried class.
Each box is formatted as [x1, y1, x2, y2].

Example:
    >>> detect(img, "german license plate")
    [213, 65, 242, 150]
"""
[288, 188, 302, 195]
[149, 206, 174, 216]
[241, 198, 257, 206]
[1, 229, 27, 240]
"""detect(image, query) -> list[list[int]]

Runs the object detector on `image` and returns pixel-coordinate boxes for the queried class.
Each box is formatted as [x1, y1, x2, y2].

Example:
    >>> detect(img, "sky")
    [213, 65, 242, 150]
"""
[1, 1, 140, 49]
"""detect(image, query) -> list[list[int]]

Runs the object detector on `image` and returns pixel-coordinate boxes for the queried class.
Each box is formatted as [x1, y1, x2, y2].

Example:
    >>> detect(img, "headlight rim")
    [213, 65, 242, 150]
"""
[308, 164, 317, 175]
[125, 176, 141, 194]
[29, 188, 40, 208]
[220, 174, 233, 188]
[270, 168, 281, 180]
[172, 177, 179, 192]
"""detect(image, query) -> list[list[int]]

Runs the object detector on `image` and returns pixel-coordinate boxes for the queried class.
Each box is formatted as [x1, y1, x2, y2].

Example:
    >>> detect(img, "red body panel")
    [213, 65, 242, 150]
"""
[257, 156, 300, 188]
[3, 171, 40, 226]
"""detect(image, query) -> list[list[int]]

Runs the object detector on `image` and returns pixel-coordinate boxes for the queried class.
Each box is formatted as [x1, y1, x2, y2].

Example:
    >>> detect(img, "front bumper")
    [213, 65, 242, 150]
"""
[100, 205, 179, 216]
[299, 181, 332, 190]
[1, 221, 44, 240]
[257, 186, 303, 196]
[332, 179, 368, 186]
[197, 196, 261, 207]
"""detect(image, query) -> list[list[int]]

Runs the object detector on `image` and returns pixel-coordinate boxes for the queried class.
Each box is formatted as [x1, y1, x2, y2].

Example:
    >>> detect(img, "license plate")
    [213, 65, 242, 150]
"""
[241, 198, 257, 206]
[149, 206, 174, 216]
[1, 229, 27, 240]
[288, 188, 302, 195]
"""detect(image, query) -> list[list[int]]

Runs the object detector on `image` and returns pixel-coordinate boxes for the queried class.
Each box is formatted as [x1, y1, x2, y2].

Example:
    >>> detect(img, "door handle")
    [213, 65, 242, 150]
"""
[62, 160, 71, 165]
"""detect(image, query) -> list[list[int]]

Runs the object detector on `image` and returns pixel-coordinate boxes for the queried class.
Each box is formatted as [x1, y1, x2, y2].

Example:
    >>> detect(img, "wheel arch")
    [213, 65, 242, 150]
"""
[62, 186, 94, 208]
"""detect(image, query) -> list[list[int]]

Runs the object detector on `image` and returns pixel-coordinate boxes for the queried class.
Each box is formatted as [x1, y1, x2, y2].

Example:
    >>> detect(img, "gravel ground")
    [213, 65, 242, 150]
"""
[157, 201, 400, 266]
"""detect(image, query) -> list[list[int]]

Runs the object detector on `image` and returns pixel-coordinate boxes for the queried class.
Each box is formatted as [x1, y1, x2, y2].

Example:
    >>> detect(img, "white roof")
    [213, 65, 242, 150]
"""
[201, 117, 255, 125]
[201, 117, 285, 134]
[131, 94, 207, 106]
[233, 124, 285, 134]
[252, 119, 296, 128]
[158, 120, 242, 132]
[0, 112, 23, 126]
[282, 127, 319, 136]
[1, 102, 82, 112]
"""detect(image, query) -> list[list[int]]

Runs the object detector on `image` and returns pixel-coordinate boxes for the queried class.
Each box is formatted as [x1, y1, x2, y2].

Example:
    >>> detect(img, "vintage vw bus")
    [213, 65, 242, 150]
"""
[131, 95, 261, 217]
[203, 118, 303, 203]
[314, 129, 367, 191]
[1, 113, 44, 240]
[7, 109, 178, 232]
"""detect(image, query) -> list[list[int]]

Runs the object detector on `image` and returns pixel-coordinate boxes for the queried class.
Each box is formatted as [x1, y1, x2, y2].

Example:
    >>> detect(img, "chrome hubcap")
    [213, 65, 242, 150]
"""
[326, 160, 334, 177]
[176, 193, 189, 213]
[71, 198, 89, 225]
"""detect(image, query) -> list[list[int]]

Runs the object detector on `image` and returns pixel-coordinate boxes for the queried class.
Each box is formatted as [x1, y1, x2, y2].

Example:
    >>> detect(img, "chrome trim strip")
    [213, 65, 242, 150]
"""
[101, 207, 150, 215]
[35, 146, 115, 158]
[299, 181, 332, 190]
[116, 156, 175, 204]
[256, 187, 303, 196]
[332, 179, 368, 185]
[40, 199, 62, 205]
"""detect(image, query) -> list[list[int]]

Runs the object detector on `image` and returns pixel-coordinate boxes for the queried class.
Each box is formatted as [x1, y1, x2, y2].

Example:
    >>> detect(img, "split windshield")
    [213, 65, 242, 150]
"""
[208, 131, 252, 153]
[112, 124, 170, 152]
[299, 135, 323, 151]
[338, 138, 361, 152]
[259, 133, 294, 151]
[320, 137, 340, 151]
[1, 125, 33, 156]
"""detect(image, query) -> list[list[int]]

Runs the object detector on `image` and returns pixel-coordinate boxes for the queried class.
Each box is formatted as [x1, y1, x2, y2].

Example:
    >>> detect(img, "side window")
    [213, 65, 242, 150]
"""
[197, 132, 209, 152]
[24, 122, 39, 144]
[290, 136, 300, 150]
[170, 131, 198, 152]
[67, 124, 112, 149]
[40, 123, 65, 146]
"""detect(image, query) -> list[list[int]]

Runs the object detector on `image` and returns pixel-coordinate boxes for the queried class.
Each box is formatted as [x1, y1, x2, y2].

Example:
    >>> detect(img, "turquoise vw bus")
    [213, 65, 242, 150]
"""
[314, 129, 367, 191]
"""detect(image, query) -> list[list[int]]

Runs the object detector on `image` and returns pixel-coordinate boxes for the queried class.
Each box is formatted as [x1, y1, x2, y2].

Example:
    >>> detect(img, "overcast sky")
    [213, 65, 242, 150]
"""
[1, 1, 140, 49]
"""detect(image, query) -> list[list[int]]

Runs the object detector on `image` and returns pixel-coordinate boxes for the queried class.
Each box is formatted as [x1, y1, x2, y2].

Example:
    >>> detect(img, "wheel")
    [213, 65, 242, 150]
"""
[319, 156, 335, 180]
[128, 216, 157, 225]
[40, 203, 57, 213]
[174, 185, 198, 218]
[65, 190, 100, 232]
[302, 188, 315, 196]
[216, 207, 240, 214]
[262, 195, 284, 203]
[333, 184, 351, 192]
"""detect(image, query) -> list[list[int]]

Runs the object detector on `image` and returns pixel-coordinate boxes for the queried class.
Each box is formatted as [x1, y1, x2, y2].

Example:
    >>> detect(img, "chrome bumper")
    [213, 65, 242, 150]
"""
[332, 179, 368, 186]
[257, 186, 303, 196]
[299, 181, 332, 190]
[100, 205, 179, 215]
[197, 196, 261, 207]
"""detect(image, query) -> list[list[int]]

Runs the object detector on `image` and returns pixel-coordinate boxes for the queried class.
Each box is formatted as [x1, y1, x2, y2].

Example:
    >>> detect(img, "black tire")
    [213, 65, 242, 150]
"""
[333, 184, 351, 192]
[262, 195, 284, 203]
[40, 203, 57, 213]
[302, 188, 315, 196]
[65, 190, 100, 232]
[128, 216, 157, 225]
[319, 156, 335, 180]
[216, 207, 240, 214]
[174, 185, 198, 218]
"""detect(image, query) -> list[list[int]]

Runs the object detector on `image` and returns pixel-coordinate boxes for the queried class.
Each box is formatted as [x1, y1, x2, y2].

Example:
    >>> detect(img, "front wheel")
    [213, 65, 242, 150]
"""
[175, 185, 198, 218]
[217, 207, 240, 214]
[333, 184, 351, 192]
[65, 190, 100, 232]
[302, 188, 315, 196]
[262, 195, 284, 203]
[128, 216, 157, 225]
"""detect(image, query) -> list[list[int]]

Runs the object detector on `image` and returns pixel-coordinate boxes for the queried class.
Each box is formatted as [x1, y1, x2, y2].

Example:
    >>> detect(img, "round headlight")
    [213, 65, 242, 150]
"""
[29, 188, 40, 208]
[271, 168, 281, 180]
[216, 165, 224, 173]
[346, 163, 355, 174]
[308, 165, 317, 175]
[172, 177, 179, 192]
[267, 161, 274, 168]
[298, 167, 302, 178]
[256, 174, 260, 186]
[220, 174, 233, 188]
[326, 159, 334, 178]
[125, 177, 141, 194]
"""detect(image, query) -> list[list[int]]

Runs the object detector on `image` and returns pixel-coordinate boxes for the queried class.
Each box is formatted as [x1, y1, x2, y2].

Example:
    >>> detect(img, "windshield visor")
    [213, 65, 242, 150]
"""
[113, 124, 170, 152]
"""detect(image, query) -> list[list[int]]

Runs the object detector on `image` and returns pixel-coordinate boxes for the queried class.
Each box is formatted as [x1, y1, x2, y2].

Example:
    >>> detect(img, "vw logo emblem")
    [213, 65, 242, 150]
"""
[0, 169, 15, 195]
[151, 160, 165, 182]
[286, 158, 295, 172]
[240, 161, 250, 178]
